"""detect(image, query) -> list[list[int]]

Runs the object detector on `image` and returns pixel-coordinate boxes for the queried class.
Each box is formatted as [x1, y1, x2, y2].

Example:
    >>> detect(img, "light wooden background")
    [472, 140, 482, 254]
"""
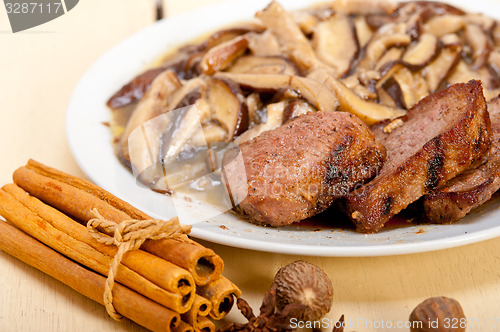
[1, 1, 500, 331]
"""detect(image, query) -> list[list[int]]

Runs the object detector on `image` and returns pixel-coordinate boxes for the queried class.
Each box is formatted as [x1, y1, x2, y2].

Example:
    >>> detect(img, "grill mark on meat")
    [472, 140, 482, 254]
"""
[425, 149, 445, 189]
[423, 96, 500, 223]
[343, 80, 491, 233]
[383, 196, 394, 215]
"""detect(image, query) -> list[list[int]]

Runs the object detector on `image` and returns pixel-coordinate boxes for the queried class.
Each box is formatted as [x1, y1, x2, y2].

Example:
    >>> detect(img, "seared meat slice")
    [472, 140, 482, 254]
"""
[222, 111, 386, 227]
[343, 80, 491, 233]
[423, 97, 500, 223]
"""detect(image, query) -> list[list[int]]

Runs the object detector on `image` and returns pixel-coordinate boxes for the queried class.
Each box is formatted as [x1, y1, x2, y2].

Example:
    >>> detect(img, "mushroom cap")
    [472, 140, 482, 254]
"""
[273, 260, 333, 321]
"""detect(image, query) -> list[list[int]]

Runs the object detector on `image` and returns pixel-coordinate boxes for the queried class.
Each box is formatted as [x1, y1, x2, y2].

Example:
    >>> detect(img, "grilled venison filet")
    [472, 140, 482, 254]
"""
[223, 111, 386, 227]
[343, 80, 491, 233]
[423, 96, 500, 223]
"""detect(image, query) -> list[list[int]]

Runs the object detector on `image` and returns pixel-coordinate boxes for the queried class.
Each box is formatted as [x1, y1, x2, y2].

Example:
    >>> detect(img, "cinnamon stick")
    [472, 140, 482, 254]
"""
[0, 221, 179, 332]
[4, 183, 195, 297]
[182, 295, 212, 328]
[172, 321, 194, 332]
[13, 160, 224, 285]
[197, 276, 241, 320]
[196, 316, 215, 332]
[0, 187, 193, 313]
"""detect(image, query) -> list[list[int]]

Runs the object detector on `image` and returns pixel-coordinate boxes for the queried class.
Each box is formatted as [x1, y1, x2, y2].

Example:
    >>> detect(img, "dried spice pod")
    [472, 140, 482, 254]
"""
[218, 260, 334, 332]
[409, 296, 466, 332]
[273, 260, 333, 321]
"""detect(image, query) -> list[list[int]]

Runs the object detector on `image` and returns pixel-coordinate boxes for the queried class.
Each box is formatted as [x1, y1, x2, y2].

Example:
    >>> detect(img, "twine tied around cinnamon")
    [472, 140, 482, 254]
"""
[87, 208, 192, 320]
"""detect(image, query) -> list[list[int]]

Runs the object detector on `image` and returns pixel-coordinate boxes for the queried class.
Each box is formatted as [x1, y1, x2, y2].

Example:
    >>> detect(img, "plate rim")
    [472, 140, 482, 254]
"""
[66, 0, 500, 257]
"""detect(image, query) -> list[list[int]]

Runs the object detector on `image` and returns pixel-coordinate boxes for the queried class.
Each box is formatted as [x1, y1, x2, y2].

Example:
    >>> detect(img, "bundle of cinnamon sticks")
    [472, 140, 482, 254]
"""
[0, 160, 241, 332]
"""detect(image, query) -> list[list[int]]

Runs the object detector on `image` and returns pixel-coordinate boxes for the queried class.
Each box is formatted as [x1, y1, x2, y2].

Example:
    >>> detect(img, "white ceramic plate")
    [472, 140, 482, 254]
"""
[67, 0, 500, 256]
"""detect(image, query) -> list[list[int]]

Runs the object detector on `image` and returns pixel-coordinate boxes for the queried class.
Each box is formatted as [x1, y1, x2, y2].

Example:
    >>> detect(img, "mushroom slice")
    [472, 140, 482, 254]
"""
[342, 75, 377, 100]
[200, 36, 249, 75]
[308, 69, 405, 125]
[234, 101, 285, 144]
[493, 24, 500, 47]
[246, 92, 265, 127]
[375, 47, 404, 71]
[357, 23, 411, 70]
[423, 15, 465, 37]
[401, 33, 439, 69]
[107, 67, 167, 109]
[201, 26, 263, 51]
[167, 77, 207, 111]
[290, 10, 320, 35]
[228, 55, 298, 75]
[489, 50, 500, 77]
[313, 14, 359, 77]
[255, 1, 323, 73]
[421, 45, 461, 92]
[446, 60, 482, 86]
[353, 16, 373, 49]
[246, 30, 281, 56]
[464, 23, 493, 70]
[384, 66, 429, 109]
[161, 99, 211, 163]
[118, 70, 182, 168]
[283, 99, 316, 122]
[207, 78, 249, 141]
[215, 72, 339, 112]
[376, 61, 405, 89]
[466, 13, 495, 32]
[331, 0, 397, 15]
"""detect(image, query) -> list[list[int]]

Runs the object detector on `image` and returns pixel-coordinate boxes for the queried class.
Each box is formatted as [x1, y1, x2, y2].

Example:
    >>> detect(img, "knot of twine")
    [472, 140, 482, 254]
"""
[87, 208, 191, 320]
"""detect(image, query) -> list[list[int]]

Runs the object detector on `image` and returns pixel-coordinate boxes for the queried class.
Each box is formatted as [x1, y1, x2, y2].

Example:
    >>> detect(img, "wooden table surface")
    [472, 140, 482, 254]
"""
[1, 1, 500, 331]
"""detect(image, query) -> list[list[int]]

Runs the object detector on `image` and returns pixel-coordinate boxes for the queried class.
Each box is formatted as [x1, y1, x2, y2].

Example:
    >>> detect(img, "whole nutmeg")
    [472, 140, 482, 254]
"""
[409, 296, 466, 332]
[273, 260, 333, 321]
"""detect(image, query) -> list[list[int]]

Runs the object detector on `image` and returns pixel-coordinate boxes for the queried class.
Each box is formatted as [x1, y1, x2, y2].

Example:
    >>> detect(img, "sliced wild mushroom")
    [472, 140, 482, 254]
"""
[331, 0, 397, 15]
[167, 77, 207, 111]
[466, 13, 495, 32]
[308, 69, 405, 124]
[446, 60, 482, 86]
[228, 55, 298, 75]
[313, 14, 359, 77]
[207, 78, 249, 141]
[107, 67, 167, 109]
[423, 15, 465, 37]
[376, 61, 405, 89]
[246, 30, 281, 56]
[234, 101, 285, 144]
[160, 99, 212, 163]
[342, 75, 378, 100]
[290, 10, 320, 35]
[200, 36, 249, 75]
[401, 33, 439, 69]
[356, 23, 411, 70]
[375, 47, 403, 71]
[256, 1, 324, 74]
[353, 16, 374, 49]
[493, 25, 500, 46]
[464, 23, 493, 70]
[421, 44, 462, 92]
[283, 99, 316, 122]
[383, 66, 429, 109]
[489, 50, 500, 77]
[246, 92, 265, 127]
[215, 72, 339, 112]
[118, 70, 182, 168]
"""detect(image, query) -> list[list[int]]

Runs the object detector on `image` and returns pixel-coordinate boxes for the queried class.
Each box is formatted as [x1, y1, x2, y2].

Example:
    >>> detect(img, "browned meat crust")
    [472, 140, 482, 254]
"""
[423, 97, 500, 223]
[343, 80, 491, 233]
[223, 111, 386, 227]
